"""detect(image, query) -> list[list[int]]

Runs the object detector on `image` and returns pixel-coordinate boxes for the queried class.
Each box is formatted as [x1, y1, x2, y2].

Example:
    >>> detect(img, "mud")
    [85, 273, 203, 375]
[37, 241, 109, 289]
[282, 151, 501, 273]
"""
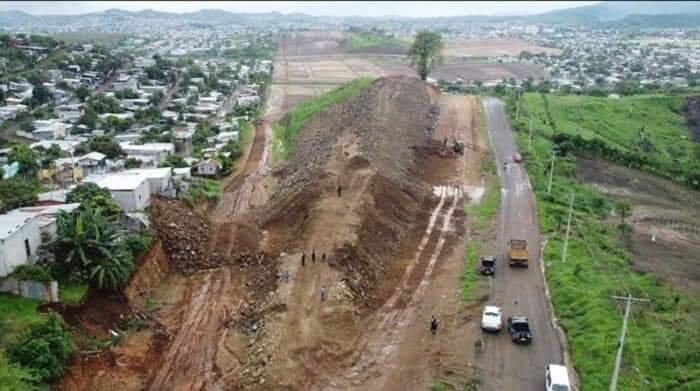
[576, 156, 700, 294]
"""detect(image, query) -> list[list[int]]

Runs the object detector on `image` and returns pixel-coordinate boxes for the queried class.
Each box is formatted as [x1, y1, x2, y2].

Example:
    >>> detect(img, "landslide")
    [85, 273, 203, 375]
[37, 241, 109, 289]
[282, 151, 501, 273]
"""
[259, 76, 441, 302]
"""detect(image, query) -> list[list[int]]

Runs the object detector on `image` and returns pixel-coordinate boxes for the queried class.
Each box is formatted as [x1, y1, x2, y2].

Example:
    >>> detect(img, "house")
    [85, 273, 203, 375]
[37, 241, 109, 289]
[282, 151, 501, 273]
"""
[85, 173, 150, 212]
[196, 158, 222, 177]
[120, 142, 175, 164]
[31, 140, 81, 154]
[215, 131, 240, 144]
[52, 157, 84, 184]
[32, 120, 69, 140]
[13, 203, 81, 241]
[237, 95, 260, 107]
[55, 104, 84, 122]
[0, 212, 41, 278]
[173, 129, 193, 157]
[77, 152, 107, 176]
[123, 168, 174, 196]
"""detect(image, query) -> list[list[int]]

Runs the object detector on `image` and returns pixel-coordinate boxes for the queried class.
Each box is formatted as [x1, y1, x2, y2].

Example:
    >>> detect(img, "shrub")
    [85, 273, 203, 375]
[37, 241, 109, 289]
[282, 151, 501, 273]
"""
[8, 314, 72, 383]
[10, 264, 53, 283]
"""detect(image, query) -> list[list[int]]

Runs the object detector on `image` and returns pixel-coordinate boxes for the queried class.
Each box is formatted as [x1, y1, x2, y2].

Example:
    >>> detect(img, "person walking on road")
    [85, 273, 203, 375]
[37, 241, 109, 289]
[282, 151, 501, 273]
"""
[337, 184, 342, 198]
[322, 252, 326, 262]
[301, 253, 306, 267]
[320, 287, 326, 302]
[312, 249, 316, 263]
[430, 315, 438, 335]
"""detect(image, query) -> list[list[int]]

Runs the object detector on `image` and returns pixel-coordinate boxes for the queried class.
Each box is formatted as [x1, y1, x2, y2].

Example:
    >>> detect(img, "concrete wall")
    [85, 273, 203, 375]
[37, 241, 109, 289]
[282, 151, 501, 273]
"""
[0, 218, 41, 277]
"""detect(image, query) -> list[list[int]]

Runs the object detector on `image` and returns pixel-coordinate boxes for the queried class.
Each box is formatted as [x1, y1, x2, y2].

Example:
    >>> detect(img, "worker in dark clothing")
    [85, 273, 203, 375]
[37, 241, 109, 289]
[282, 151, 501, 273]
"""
[322, 252, 326, 262]
[337, 184, 342, 198]
[312, 249, 316, 263]
[301, 253, 306, 266]
[430, 315, 438, 335]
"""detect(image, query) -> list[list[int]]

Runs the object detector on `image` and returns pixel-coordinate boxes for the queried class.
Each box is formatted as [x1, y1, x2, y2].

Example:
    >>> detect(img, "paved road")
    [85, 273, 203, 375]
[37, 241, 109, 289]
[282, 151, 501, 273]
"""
[479, 98, 563, 390]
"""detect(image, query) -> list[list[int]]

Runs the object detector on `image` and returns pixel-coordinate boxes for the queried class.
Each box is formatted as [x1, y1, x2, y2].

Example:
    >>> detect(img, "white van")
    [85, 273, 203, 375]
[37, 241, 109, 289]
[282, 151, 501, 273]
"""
[545, 364, 571, 391]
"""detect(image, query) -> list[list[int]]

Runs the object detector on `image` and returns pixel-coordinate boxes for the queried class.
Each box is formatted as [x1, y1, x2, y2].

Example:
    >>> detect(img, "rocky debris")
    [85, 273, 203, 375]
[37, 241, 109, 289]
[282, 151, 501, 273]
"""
[426, 104, 440, 134]
[149, 196, 212, 274]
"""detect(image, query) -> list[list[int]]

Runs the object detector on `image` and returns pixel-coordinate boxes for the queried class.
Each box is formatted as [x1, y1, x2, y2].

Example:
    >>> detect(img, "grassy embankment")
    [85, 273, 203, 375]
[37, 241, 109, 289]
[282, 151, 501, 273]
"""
[347, 32, 407, 52]
[461, 100, 501, 302]
[506, 92, 700, 390]
[272, 77, 375, 161]
[0, 294, 45, 388]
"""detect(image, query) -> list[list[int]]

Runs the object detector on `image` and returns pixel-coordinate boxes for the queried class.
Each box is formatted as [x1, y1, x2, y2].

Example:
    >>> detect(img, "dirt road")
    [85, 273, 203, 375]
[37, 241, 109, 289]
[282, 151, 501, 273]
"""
[480, 98, 566, 390]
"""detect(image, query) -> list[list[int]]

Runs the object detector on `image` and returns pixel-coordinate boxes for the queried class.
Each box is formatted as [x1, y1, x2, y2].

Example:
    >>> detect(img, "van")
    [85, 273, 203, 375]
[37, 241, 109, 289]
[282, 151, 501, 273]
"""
[545, 364, 571, 391]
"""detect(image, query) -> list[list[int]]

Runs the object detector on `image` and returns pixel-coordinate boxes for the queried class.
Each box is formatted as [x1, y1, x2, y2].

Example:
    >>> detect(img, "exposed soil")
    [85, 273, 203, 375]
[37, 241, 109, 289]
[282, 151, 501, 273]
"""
[576, 156, 700, 294]
[431, 62, 549, 82]
[686, 95, 700, 142]
[61, 76, 489, 390]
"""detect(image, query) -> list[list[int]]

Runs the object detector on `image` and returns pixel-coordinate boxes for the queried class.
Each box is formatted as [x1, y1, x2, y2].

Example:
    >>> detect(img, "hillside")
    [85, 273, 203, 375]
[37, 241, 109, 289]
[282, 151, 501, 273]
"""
[528, 1, 700, 24]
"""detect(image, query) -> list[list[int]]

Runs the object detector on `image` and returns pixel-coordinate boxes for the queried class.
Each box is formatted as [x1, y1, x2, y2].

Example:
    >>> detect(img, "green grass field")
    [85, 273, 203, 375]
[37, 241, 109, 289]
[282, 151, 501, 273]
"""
[54, 31, 128, 48]
[348, 32, 406, 52]
[511, 93, 699, 189]
[505, 95, 700, 390]
[272, 77, 375, 160]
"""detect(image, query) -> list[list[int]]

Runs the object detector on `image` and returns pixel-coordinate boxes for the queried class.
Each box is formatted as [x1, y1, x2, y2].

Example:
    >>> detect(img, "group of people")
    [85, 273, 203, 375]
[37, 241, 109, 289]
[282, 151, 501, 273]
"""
[300, 249, 326, 266]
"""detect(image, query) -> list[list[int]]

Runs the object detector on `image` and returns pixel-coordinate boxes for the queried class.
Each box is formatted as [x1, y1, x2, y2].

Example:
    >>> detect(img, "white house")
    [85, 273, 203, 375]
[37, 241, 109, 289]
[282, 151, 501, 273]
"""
[123, 168, 174, 196]
[86, 173, 151, 212]
[120, 142, 175, 164]
[0, 212, 41, 278]
[196, 158, 222, 176]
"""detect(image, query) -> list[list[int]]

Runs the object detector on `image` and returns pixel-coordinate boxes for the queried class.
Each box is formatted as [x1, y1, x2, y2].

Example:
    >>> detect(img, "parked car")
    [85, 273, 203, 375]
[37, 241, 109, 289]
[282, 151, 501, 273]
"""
[507, 316, 532, 343]
[545, 364, 571, 391]
[481, 305, 503, 332]
[513, 153, 522, 163]
[480, 256, 496, 275]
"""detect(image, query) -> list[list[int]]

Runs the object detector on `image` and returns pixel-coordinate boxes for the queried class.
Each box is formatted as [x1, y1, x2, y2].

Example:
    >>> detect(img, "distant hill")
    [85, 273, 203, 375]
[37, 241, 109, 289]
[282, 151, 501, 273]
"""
[528, 1, 700, 24]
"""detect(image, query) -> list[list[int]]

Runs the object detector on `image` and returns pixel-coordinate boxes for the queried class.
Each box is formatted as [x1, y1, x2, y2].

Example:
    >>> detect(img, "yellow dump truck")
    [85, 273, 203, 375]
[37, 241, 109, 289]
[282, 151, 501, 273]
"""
[508, 239, 529, 267]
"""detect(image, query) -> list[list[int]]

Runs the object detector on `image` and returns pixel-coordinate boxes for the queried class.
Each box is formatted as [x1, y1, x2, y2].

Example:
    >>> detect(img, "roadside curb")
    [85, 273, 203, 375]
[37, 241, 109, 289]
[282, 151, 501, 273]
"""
[540, 237, 581, 391]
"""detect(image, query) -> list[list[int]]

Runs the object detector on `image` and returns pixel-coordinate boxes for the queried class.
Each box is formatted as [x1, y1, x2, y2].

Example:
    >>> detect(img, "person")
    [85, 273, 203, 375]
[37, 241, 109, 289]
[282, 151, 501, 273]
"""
[430, 315, 438, 335]
[322, 252, 326, 262]
[282, 270, 290, 283]
[301, 252, 306, 266]
[337, 184, 342, 198]
[320, 287, 326, 302]
[312, 249, 316, 263]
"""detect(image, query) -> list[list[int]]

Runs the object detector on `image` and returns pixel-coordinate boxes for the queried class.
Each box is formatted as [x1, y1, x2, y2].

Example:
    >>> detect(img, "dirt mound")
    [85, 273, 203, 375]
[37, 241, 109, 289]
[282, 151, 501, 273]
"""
[261, 76, 441, 301]
[47, 291, 132, 335]
[686, 95, 700, 142]
[149, 197, 212, 273]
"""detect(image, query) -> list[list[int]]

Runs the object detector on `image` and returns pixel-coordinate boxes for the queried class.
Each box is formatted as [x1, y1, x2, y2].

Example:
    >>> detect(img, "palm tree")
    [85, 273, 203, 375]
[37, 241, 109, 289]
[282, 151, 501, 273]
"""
[52, 207, 133, 291]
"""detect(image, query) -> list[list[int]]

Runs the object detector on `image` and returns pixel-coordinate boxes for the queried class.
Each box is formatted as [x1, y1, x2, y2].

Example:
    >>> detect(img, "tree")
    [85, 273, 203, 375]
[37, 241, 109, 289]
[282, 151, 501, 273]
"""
[32, 84, 51, 106]
[8, 144, 39, 178]
[8, 314, 73, 383]
[51, 207, 133, 290]
[74, 84, 90, 102]
[0, 354, 35, 391]
[0, 178, 38, 213]
[66, 183, 122, 217]
[407, 31, 443, 81]
[159, 155, 188, 168]
[125, 157, 142, 169]
[0, 88, 5, 104]
[87, 135, 124, 159]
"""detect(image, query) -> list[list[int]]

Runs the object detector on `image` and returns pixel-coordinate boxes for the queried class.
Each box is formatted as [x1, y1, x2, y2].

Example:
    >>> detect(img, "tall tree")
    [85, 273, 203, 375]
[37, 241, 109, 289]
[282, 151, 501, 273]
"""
[407, 31, 443, 81]
[8, 144, 39, 178]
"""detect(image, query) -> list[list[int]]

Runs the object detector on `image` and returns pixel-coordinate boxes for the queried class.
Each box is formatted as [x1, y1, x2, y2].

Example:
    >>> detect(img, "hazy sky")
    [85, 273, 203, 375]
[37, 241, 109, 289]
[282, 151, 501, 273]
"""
[0, 1, 599, 17]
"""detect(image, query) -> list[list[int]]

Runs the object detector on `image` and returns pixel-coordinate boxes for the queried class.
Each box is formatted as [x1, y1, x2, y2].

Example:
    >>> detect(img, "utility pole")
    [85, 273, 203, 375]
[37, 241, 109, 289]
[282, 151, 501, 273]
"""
[515, 88, 522, 120]
[562, 192, 575, 263]
[528, 114, 534, 152]
[610, 294, 650, 391]
[547, 150, 557, 195]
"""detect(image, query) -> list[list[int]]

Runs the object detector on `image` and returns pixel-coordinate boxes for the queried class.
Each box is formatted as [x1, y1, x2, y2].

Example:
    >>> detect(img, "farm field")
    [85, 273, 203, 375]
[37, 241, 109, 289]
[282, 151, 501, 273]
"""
[443, 38, 561, 58]
[431, 62, 549, 82]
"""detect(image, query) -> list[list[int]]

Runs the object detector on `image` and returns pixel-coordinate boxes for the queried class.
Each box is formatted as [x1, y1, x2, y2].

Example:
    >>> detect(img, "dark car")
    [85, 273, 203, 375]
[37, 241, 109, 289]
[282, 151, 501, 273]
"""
[507, 316, 532, 344]
[480, 256, 496, 275]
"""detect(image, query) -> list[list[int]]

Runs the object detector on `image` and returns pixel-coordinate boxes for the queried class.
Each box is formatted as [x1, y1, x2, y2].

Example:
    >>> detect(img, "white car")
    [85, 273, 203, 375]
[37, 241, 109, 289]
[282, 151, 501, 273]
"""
[545, 364, 571, 391]
[480, 305, 503, 332]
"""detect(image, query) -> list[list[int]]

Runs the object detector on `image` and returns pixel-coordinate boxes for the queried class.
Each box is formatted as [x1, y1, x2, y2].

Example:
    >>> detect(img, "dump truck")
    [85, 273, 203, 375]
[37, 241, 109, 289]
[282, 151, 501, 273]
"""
[508, 239, 529, 267]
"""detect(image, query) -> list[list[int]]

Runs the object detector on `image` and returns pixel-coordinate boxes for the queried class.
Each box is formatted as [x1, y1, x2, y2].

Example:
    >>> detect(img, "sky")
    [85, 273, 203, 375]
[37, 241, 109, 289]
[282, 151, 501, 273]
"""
[0, 1, 599, 18]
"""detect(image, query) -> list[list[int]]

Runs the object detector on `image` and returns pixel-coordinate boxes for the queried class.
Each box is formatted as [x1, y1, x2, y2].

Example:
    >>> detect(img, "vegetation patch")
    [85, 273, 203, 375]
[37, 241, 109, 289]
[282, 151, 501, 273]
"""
[505, 93, 700, 390]
[347, 32, 406, 52]
[182, 178, 221, 207]
[512, 92, 700, 189]
[273, 77, 375, 160]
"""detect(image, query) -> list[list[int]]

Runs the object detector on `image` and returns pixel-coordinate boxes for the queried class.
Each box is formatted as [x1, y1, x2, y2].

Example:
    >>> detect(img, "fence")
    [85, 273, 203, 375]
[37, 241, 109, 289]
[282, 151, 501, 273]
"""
[0, 277, 59, 302]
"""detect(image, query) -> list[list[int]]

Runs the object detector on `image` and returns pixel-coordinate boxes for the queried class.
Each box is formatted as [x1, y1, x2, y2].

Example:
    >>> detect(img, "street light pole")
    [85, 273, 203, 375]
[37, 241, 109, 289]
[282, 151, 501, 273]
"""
[528, 114, 534, 152]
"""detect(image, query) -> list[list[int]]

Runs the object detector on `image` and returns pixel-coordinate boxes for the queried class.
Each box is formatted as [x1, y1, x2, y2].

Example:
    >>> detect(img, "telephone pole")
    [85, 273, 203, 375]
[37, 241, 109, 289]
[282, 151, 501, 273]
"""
[562, 193, 575, 263]
[515, 88, 522, 120]
[610, 294, 650, 391]
[528, 114, 534, 152]
[547, 150, 557, 194]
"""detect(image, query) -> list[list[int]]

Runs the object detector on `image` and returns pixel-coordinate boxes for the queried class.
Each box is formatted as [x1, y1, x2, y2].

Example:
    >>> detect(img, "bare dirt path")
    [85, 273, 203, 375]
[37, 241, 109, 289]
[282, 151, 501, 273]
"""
[479, 97, 567, 390]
